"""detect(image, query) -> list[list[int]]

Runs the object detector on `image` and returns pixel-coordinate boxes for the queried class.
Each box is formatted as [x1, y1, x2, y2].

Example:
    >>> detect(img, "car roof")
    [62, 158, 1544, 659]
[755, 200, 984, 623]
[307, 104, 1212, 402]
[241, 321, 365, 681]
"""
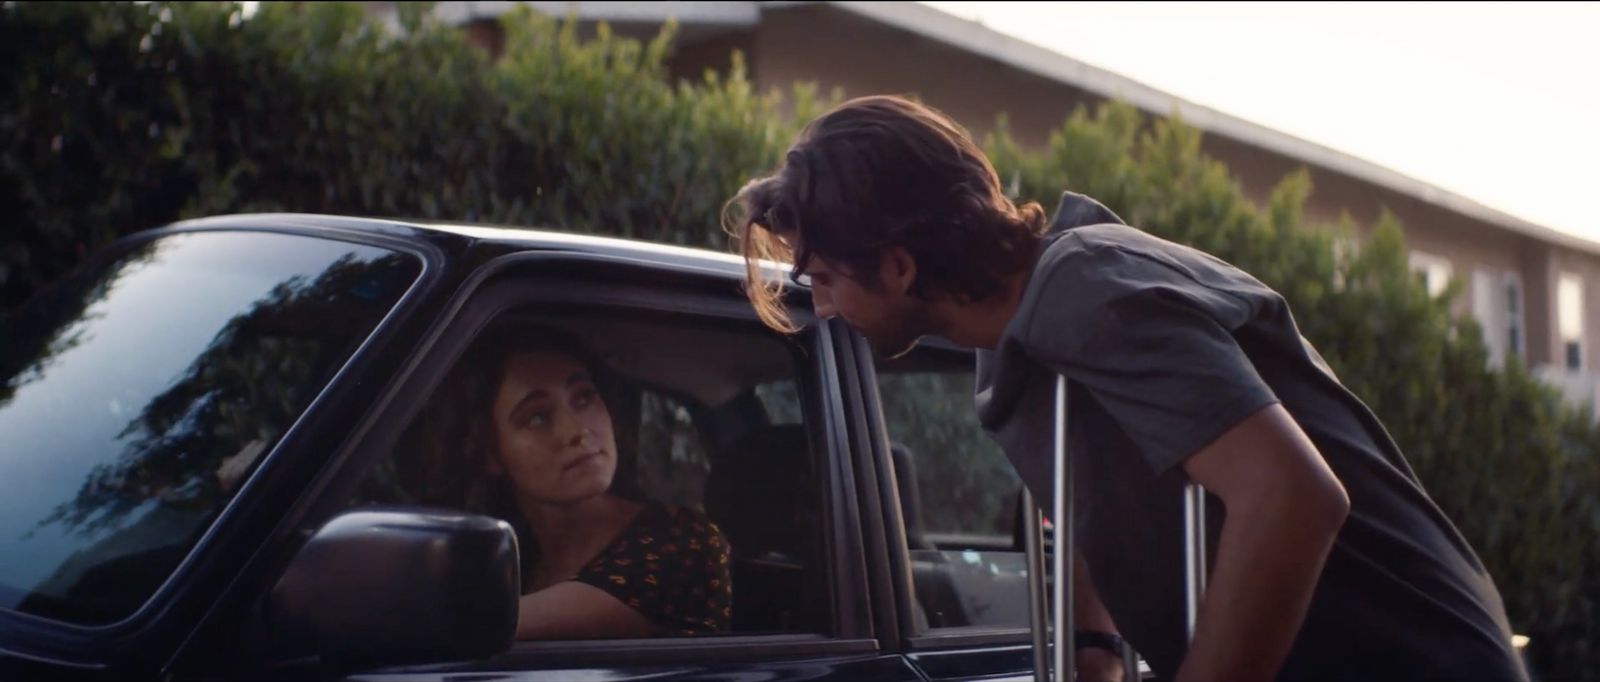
[163, 213, 788, 281]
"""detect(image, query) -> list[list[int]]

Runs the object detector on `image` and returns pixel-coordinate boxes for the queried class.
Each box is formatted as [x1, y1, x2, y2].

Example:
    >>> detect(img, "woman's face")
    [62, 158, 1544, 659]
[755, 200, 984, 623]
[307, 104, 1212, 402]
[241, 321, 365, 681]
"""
[489, 348, 618, 505]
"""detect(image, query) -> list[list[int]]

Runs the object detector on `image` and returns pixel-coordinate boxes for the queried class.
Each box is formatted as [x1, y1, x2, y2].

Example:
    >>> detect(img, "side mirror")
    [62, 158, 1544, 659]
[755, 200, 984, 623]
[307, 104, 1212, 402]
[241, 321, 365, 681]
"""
[268, 508, 520, 666]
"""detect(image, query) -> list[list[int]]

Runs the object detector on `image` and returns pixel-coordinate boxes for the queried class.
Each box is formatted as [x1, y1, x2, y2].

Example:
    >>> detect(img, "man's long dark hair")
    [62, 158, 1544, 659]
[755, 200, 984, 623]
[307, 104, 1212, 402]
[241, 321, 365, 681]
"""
[725, 95, 1047, 332]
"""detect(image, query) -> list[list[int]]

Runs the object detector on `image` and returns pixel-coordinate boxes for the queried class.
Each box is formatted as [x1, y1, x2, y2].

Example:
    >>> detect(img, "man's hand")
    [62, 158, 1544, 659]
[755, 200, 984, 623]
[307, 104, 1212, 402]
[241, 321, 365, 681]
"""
[1174, 403, 1350, 682]
[1073, 551, 1130, 681]
[1077, 646, 1127, 682]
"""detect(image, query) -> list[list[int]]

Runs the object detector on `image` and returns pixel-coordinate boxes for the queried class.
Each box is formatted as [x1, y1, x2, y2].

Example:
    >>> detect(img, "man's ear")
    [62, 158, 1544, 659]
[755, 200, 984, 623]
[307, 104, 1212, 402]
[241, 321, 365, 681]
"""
[882, 246, 917, 296]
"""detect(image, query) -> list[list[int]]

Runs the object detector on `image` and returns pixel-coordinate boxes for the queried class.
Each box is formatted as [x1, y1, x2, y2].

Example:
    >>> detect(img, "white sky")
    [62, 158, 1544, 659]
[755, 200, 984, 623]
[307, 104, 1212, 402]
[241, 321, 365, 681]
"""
[922, 1, 1600, 244]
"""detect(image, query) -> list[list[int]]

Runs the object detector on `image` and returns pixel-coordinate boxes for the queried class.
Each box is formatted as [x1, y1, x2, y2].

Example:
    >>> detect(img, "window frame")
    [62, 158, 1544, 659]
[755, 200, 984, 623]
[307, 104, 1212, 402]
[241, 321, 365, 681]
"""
[850, 335, 1037, 651]
[1505, 271, 1526, 362]
[1560, 271, 1585, 372]
[242, 250, 881, 671]
[1408, 250, 1454, 298]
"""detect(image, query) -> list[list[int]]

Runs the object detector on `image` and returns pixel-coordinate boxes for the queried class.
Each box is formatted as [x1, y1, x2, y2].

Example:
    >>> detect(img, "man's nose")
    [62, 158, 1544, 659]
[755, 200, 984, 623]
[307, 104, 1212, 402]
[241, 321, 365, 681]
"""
[811, 286, 836, 319]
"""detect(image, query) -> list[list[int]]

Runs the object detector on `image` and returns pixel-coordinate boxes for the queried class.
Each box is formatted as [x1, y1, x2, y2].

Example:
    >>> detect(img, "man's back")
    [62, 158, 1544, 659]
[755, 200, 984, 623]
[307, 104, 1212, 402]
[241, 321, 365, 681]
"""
[975, 194, 1527, 680]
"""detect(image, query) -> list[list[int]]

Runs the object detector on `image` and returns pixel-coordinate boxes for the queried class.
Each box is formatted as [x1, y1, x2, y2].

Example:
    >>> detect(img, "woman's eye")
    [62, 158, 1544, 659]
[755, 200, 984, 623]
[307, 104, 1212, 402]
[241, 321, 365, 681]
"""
[573, 388, 598, 409]
[524, 411, 550, 428]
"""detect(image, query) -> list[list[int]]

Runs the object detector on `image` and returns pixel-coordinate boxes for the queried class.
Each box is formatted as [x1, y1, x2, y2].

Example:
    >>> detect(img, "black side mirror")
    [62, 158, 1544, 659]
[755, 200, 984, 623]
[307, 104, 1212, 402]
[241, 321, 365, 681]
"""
[268, 508, 520, 666]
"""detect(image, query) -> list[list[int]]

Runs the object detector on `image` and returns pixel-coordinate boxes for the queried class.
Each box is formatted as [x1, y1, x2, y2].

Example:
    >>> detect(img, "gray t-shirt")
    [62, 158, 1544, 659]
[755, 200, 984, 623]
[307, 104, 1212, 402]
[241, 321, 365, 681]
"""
[975, 192, 1526, 681]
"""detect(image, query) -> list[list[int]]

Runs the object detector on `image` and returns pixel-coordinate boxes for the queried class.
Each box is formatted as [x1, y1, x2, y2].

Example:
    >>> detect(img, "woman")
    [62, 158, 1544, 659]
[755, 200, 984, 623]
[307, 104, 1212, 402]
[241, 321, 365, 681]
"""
[406, 321, 732, 640]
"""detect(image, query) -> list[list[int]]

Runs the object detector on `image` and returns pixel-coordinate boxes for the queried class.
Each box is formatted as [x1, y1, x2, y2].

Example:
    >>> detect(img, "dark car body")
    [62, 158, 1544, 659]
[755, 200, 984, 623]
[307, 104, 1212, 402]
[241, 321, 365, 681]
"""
[0, 214, 1050, 681]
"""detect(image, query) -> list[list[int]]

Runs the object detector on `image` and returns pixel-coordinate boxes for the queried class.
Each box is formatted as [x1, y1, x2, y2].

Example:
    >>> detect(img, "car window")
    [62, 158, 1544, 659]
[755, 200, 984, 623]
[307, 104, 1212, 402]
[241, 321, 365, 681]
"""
[632, 389, 712, 511]
[0, 230, 420, 625]
[361, 306, 831, 639]
[874, 347, 1031, 632]
[755, 379, 804, 425]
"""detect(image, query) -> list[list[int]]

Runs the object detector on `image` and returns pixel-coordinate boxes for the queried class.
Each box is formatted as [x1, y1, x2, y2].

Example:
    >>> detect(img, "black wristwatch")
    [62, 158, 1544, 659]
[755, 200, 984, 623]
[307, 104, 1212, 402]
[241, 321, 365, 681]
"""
[1074, 629, 1131, 657]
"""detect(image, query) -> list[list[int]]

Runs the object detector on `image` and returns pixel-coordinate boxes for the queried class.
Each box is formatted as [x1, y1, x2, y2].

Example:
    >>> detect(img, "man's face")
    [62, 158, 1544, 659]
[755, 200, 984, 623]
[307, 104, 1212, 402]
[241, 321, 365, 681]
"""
[799, 251, 930, 359]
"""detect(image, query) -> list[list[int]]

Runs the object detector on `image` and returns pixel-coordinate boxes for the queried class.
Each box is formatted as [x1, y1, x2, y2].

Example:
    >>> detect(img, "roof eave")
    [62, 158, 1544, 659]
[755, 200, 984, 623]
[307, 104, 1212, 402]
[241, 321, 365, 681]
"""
[825, 1, 1595, 255]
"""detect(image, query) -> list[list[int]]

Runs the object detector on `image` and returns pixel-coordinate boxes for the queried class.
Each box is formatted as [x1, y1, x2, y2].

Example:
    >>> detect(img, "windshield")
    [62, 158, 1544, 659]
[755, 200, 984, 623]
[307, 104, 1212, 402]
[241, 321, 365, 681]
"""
[0, 229, 420, 625]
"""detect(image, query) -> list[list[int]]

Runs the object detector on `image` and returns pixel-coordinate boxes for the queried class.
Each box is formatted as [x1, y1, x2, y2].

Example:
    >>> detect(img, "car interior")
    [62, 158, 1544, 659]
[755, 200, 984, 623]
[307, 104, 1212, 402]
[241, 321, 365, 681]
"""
[871, 346, 1033, 633]
[352, 305, 831, 637]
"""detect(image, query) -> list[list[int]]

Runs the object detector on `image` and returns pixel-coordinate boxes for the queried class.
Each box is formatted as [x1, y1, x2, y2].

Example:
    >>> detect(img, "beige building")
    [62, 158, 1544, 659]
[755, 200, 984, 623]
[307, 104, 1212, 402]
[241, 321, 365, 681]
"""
[367, 1, 1600, 414]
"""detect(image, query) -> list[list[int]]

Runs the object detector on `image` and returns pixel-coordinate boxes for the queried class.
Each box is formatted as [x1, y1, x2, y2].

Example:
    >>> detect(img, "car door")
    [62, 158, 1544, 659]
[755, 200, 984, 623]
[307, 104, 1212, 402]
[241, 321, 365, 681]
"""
[173, 249, 925, 681]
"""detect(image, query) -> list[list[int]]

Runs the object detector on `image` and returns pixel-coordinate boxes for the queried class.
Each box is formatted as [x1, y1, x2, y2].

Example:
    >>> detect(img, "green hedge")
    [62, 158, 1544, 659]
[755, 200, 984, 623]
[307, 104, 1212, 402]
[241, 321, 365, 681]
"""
[0, 0, 831, 308]
[2, 2, 1596, 678]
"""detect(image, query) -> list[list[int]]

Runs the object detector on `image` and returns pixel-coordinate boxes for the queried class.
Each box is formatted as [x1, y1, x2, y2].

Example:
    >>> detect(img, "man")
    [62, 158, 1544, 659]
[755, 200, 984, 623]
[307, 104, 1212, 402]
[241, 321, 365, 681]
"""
[727, 95, 1527, 682]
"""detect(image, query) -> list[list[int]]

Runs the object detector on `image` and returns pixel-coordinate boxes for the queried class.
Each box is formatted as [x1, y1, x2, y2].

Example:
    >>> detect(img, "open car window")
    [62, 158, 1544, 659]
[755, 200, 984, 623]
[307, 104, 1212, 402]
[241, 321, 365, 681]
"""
[872, 345, 1031, 634]
[352, 304, 832, 639]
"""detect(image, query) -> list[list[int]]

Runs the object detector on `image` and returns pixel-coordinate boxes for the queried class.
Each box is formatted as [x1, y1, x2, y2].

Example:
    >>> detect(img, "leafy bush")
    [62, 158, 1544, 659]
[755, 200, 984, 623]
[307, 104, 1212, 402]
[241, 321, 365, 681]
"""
[0, 1, 821, 309]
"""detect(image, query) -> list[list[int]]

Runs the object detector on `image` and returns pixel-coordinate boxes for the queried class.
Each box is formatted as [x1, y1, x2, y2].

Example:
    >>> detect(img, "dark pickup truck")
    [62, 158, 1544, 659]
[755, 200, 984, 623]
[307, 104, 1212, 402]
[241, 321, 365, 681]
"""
[1, 214, 1099, 681]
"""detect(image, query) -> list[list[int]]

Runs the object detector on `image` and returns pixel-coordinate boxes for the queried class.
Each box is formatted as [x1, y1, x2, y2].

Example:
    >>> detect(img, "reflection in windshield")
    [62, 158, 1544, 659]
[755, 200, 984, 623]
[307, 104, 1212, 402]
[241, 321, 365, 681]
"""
[0, 241, 164, 408]
[0, 231, 419, 624]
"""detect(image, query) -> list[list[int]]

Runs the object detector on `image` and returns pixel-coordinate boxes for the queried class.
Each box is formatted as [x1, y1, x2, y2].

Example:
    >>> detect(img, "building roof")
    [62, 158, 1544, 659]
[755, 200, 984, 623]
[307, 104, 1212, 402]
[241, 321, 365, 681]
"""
[388, 0, 1599, 256]
[823, 2, 1598, 255]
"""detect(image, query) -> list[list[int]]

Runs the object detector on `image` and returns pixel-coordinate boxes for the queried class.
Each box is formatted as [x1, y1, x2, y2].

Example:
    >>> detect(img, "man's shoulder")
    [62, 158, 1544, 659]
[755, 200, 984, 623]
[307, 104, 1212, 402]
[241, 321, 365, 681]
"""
[1037, 224, 1265, 297]
[1036, 191, 1185, 269]
[1010, 222, 1277, 350]
[1002, 226, 1167, 352]
[1041, 223, 1180, 263]
[1030, 224, 1188, 296]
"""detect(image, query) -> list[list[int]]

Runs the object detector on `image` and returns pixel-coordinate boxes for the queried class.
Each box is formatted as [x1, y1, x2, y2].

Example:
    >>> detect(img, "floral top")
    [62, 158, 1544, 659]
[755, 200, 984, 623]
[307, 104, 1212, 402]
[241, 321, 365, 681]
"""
[572, 502, 732, 635]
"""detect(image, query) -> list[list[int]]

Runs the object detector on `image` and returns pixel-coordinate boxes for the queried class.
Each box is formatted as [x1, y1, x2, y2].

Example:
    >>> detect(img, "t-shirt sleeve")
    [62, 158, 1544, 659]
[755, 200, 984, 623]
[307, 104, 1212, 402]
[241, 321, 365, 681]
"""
[574, 504, 733, 636]
[1020, 242, 1280, 474]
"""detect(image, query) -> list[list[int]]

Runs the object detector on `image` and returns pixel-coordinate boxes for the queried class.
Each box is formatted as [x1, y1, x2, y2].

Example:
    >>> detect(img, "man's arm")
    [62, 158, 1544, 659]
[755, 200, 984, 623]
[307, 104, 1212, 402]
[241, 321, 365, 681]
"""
[1173, 403, 1349, 682]
[1074, 550, 1131, 682]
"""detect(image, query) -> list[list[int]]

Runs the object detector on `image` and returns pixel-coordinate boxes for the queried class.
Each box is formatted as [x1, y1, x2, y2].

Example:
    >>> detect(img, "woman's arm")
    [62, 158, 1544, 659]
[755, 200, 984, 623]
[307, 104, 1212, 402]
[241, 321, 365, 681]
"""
[515, 582, 658, 640]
